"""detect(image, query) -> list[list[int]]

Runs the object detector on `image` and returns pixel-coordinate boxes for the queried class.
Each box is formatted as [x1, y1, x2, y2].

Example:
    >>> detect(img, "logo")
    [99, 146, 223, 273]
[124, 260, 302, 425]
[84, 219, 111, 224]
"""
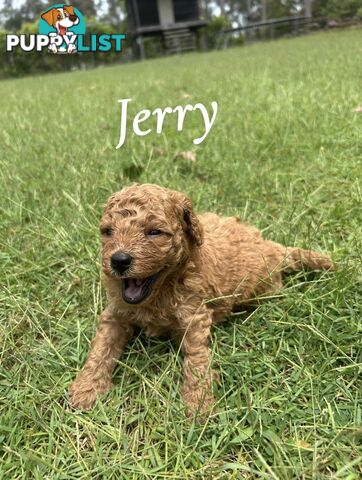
[39, 4, 85, 54]
[6, 4, 126, 55]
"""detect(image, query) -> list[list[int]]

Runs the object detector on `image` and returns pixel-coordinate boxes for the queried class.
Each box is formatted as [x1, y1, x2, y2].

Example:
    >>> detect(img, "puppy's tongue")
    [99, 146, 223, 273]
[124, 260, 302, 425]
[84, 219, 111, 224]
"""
[124, 278, 145, 300]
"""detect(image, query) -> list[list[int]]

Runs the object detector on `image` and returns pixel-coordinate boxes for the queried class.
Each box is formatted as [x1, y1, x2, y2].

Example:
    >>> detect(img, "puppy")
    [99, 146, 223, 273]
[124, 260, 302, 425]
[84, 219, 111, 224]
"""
[41, 5, 79, 54]
[69, 184, 333, 417]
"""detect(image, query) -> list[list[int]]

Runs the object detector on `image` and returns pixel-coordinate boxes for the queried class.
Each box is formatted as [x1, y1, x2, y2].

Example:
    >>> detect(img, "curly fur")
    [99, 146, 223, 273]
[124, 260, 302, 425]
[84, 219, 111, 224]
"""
[69, 184, 333, 417]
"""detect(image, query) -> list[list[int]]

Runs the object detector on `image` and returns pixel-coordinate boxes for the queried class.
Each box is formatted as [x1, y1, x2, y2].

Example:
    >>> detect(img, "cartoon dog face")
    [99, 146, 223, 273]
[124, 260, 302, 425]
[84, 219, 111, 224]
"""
[41, 5, 79, 35]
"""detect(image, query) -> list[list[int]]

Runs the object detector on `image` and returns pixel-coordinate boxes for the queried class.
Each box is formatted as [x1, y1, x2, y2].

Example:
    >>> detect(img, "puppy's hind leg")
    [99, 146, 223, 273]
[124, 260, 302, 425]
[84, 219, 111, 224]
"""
[282, 246, 334, 273]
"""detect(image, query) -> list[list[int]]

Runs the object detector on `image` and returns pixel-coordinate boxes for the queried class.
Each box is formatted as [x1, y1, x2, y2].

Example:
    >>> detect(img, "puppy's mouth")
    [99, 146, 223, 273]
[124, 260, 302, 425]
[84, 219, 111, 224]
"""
[121, 271, 161, 304]
[58, 25, 67, 35]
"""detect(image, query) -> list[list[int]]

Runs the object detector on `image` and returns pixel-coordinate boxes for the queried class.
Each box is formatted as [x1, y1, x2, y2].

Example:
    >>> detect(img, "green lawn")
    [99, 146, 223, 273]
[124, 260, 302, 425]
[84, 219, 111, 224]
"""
[0, 28, 361, 479]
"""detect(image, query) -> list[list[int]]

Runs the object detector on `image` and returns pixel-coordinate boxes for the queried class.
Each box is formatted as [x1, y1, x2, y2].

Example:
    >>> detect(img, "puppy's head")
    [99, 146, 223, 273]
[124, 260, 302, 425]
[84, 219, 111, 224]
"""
[41, 6, 79, 31]
[100, 184, 203, 306]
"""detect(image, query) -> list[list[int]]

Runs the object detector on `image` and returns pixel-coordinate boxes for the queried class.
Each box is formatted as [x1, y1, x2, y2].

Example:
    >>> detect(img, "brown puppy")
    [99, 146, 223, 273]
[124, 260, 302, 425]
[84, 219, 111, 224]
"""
[69, 184, 333, 417]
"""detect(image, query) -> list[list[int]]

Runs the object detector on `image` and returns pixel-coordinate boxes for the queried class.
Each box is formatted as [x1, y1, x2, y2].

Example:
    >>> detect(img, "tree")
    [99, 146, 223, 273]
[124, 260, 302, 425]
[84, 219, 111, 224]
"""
[20, 0, 46, 22]
[1, 0, 46, 30]
[1, 0, 13, 21]
[313, 0, 362, 19]
[102, 0, 125, 27]
[1, 0, 23, 30]
[72, 0, 97, 17]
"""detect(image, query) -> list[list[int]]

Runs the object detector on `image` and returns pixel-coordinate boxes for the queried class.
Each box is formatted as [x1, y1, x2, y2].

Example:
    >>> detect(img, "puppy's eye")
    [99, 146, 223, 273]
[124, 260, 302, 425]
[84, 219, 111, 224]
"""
[101, 227, 113, 237]
[57, 14, 61, 19]
[146, 229, 162, 237]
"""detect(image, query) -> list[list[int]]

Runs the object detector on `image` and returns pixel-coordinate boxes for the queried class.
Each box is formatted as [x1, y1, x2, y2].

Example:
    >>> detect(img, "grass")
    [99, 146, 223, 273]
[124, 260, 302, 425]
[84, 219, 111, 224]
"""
[0, 28, 361, 479]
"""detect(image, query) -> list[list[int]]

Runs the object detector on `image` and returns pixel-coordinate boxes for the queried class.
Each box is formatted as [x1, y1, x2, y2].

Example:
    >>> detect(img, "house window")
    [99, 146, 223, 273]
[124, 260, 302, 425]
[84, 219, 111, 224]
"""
[173, 0, 199, 23]
[138, 0, 160, 26]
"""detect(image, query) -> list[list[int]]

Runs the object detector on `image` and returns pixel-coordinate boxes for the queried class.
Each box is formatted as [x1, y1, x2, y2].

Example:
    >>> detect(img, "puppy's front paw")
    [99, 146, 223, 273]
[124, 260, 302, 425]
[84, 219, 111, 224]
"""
[183, 389, 216, 421]
[49, 44, 57, 54]
[69, 376, 113, 410]
[67, 44, 77, 54]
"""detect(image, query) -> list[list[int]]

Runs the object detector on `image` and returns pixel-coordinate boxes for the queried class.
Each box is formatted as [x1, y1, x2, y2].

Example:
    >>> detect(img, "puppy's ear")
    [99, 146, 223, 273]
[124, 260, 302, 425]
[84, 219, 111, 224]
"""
[41, 8, 56, 26]
[172, 192, 203, 247]
[64, 5, 75, 15]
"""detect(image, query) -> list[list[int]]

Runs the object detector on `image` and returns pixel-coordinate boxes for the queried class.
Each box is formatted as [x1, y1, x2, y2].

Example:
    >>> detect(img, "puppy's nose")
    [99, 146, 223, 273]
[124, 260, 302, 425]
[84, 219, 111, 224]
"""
[69, 14, 77, 22]
[111, 252, 133, 274]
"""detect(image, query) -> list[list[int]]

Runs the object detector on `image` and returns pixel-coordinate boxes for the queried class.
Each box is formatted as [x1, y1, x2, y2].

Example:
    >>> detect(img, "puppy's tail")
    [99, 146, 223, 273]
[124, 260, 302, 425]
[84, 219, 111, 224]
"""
[280, 246, 334, 273]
